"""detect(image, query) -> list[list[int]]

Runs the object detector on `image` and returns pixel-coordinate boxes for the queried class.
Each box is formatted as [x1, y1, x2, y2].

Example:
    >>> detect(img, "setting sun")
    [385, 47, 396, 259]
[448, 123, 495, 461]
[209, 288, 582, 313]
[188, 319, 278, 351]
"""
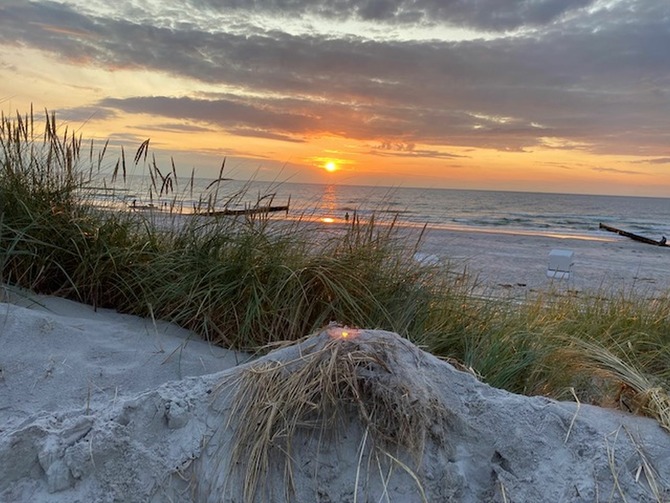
[3, 1, 668, 196]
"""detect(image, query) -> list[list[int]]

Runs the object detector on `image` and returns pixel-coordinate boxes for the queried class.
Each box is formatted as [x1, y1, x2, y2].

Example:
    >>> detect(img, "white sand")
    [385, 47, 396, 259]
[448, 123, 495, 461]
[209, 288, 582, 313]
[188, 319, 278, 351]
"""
[2, 230, 670, 501]
[419, 227, 670, 298]
[0, 292, 247, 430]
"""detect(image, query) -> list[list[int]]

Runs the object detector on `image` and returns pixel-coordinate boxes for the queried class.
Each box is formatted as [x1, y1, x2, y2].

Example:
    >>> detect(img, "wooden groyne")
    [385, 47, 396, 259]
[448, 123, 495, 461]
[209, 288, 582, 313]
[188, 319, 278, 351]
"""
[202, 204, 289, 217]
[129, 192, 291, 217]
[203, 192, 291, 217]
[599, 223, 669, 247]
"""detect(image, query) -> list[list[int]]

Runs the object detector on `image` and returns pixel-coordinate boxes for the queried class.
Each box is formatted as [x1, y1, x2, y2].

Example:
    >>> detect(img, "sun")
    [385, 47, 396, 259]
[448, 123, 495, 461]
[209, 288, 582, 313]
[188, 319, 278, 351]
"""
[324, 161, 337, 173]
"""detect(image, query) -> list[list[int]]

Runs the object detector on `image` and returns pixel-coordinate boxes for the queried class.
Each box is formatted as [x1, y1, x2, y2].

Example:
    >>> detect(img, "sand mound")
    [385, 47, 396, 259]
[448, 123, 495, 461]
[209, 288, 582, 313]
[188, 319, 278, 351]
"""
[2, 298, 670, 502]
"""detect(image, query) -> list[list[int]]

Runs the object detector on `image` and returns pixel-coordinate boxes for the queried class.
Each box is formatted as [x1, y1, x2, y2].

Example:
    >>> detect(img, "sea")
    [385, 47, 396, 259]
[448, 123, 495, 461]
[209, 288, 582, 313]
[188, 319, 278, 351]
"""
[90, 176, 670, 244]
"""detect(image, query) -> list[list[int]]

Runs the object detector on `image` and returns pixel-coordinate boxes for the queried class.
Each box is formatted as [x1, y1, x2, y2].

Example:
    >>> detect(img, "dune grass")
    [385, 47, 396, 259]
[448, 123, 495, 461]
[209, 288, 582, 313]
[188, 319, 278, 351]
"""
[0, 109, 441, 348]
[2, 109, 670, 430]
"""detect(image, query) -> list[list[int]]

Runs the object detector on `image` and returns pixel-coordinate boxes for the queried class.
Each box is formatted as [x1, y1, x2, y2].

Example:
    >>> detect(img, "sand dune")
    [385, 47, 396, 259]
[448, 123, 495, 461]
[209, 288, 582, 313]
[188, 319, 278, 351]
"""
[2, 291, 670, 502]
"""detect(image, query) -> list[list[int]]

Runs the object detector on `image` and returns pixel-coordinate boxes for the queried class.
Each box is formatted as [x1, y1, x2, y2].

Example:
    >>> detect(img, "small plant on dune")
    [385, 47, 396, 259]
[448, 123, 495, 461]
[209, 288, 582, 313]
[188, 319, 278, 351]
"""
[212, 328, 447, 503]
[549, 338, 670, 431]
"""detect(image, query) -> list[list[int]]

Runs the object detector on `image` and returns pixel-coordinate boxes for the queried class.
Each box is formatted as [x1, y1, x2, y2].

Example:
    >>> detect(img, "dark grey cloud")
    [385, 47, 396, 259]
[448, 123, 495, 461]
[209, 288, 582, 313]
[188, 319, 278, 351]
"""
[100, 96, 319, 136]
[591, 166, 642, 176]
[634, 157, 670, 165]
[2, 0, 669, 157]
[140, 123, 215, 133]
[227, 128, 307, 143]
[370, 142, 467, 160]
[105, 132, 151, 145]
[186, 0, 595, 31]
[57, 106, 118, 123]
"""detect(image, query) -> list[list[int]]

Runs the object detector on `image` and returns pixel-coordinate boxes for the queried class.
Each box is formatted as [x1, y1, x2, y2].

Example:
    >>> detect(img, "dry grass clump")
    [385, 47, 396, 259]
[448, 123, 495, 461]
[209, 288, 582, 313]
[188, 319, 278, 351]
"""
[551, 339, 670, 432]
[217, 329, 447, 503]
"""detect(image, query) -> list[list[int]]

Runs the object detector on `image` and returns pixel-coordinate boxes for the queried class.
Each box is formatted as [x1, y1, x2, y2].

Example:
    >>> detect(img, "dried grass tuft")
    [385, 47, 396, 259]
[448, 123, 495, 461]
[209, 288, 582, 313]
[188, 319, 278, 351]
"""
[557, 339, 670, 432]
[217, 330, 447, 503]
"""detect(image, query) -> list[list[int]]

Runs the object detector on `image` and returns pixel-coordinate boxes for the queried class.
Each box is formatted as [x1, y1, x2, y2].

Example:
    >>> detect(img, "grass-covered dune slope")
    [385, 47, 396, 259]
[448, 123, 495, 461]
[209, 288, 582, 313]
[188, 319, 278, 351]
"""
[2, 109, 670, 430]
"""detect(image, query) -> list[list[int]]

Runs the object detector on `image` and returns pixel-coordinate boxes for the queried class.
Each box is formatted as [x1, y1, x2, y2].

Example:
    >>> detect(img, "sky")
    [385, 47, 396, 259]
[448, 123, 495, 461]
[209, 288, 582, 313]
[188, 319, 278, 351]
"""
[1, 0, 669, 196]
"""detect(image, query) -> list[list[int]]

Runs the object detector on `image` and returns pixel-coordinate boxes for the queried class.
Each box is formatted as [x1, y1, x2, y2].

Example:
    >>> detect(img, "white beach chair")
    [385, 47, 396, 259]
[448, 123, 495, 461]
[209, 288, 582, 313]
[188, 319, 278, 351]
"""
[546, 249, 574, 280]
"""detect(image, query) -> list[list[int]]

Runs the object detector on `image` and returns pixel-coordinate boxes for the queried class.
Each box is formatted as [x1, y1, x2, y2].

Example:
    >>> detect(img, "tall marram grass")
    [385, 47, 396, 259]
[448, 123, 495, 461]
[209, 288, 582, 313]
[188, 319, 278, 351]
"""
[1, 108, 98, 295]
[2, 109, 670, 430]
[117, 212, 441, 348]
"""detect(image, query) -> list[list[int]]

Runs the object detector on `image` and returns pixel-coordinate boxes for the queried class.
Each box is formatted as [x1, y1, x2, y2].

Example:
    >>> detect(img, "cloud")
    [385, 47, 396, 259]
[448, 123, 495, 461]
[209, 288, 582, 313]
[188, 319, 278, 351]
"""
[99, 96, 319, 139]
[633, 157, 670, 165]
[2, 0, 669, 156]
[370, 142, 467, 160]
[591, 166, 643, 176]
[139, 123, 215, 133]
[227, 128, 307, 143]
[185, 0, 595, 30]
[57, 106, 118, 123]
[371, 148, 467, 160]
[105, 132, 152, 146]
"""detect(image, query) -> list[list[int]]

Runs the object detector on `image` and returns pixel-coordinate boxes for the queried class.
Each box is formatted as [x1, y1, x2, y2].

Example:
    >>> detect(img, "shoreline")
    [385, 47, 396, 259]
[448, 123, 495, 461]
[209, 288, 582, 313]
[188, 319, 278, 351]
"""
[280, 210, 621, 242]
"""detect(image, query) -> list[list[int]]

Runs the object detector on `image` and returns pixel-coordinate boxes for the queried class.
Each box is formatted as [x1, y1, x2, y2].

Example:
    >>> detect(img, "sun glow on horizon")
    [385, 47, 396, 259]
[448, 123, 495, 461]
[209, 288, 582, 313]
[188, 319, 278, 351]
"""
[324, 161, 337, 172]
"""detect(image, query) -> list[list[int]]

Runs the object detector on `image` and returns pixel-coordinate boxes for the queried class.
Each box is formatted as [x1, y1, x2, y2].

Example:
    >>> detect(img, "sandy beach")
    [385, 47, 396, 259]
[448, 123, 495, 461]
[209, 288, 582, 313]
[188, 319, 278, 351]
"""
[2, 228, 670, 501]
[418, 226, 670, 298]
